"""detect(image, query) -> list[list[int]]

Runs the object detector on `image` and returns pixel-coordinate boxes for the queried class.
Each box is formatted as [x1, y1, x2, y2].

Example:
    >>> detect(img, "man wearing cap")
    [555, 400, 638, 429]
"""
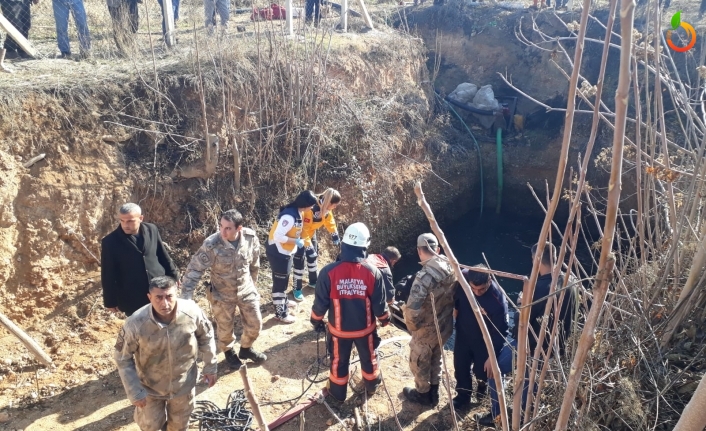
[401, 233, 457, 406]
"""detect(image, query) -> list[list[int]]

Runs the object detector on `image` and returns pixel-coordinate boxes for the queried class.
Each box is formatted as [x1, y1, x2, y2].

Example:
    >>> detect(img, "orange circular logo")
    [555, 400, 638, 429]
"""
[667, 22, 697, 53]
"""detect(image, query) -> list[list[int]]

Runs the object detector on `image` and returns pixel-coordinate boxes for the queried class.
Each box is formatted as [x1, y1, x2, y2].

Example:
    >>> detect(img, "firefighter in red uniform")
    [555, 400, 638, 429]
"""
[310, 222, 390, 401]
[365, 246, 401, 304]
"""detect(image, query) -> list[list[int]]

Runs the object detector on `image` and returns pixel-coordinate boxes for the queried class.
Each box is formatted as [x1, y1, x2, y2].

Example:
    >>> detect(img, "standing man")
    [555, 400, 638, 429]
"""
[365, 246, 401, 304]
[477, 242, 578, 426]
[204, 0, 228, 34]
[310, 222, 390, 402]
[402, 233, 457, 406]
[52, 0, 91, 58]
[101, 203, 179, 317]
[0, 0, 36, 59]
[525, 242, 577, 356]
[452, 265, 509, 410]
[114, 276, 217, 431]
[180, 209, 267, 369]
[106, 0, 139, 55]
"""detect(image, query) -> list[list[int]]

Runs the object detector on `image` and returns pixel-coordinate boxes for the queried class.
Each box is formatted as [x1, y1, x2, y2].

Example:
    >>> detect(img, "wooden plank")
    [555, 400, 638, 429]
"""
[0, 312, 52, 366]
[354, 0, 373, 29]
[163, 0, 175, 47]
[0, 14, 39, 58]
[285, 0, 293, 36]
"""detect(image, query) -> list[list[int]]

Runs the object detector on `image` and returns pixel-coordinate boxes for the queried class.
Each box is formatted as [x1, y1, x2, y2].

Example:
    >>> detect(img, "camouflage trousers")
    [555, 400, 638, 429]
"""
[409, 331, 445, 393]
[208, 290, 262, 353]
[134, 388, 194, 431]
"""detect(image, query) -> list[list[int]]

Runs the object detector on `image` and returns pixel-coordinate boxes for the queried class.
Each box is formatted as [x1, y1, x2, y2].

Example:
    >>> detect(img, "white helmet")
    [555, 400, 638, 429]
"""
[342, 222, 371, 247]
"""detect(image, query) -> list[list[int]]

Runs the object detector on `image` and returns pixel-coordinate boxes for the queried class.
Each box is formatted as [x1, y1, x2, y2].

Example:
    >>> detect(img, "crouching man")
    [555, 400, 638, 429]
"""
[114, 276, 217, 431]
[310, 222, 390, 401]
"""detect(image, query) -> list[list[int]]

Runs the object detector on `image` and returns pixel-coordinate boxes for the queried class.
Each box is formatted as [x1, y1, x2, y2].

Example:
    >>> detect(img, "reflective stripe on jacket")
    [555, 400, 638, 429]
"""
[267, 207, 303, 255]
[312, 245, 389, 338]
[301, 201, 337, 247]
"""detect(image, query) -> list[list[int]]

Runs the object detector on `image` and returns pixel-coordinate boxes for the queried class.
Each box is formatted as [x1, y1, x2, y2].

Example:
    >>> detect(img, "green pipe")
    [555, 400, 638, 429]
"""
[441, 98, 484, 216]
[496, 128, 503, 214]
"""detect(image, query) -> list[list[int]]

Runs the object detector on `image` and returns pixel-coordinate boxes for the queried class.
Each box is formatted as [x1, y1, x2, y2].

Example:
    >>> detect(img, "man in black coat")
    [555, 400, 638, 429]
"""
[101, 203, 179, 316]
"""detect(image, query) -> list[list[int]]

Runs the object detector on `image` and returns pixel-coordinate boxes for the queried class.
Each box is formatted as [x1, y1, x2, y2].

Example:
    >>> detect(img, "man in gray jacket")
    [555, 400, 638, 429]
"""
[181, 209, 266, 369]
[114, 276, 217, 431]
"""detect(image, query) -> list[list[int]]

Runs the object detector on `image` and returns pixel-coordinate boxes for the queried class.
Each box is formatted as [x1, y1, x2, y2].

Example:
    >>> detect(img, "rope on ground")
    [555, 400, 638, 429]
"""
[190, 389, 255, 431]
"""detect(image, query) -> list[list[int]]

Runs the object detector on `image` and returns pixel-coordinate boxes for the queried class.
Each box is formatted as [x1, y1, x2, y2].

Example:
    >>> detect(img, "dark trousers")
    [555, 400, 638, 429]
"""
[266, 243, 293, 318]
[0, 0, 31, 54]
[453, 334, 489, 398]
[108, 0, 138, 52]
[327, 331, 381, 401]
[305, 0, 320, 23]
[293, 235, 318, 290]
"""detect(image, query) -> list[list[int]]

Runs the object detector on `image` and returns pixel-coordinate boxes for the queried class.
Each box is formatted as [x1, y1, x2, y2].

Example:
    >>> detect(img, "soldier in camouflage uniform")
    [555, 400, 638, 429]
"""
[180, 209, 267, 368]
[402, 233, 457, 406]
[114, 276, 217, 431]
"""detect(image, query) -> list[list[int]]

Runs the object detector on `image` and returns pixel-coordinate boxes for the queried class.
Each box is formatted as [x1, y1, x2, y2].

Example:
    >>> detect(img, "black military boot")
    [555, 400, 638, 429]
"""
[452, 393, 472, 410]
[476, 381, 488, 400]
[239, 347, 267, 364]
[224, 349, 243, 368]
[403, 387, 433, 405]
[430, 384, 440, 407]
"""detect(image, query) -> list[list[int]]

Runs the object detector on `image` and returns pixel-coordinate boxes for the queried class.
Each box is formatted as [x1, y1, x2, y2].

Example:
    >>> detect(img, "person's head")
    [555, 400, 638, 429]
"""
[284, 190, 318, 212]
[220, 209, 244, 242]
[147, 276, 178, 318]
[118, 203, 143, 235]
[318, 188, 342, 215]
[416, 233, 439, 261]
[463, 264, 491, 297]
[381, 246, 402, 267]
[342, 222, 371, 249]
[531, 242, 557, 271]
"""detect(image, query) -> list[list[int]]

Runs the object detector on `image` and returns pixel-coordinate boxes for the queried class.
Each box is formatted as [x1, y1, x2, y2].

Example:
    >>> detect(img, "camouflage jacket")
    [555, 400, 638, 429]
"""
[180, 228, 260, 302]
[403, 255, 457, 340]
[113, 299, 217, 403]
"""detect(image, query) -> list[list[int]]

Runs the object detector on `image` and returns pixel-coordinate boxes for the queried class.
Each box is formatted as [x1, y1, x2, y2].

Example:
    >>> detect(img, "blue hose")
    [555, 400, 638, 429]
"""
[434, 92, 484, 216]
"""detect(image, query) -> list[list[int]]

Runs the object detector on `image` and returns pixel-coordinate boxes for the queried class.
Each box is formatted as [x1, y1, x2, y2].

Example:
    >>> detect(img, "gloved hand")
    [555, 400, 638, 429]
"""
[378, 315, 391, 327]
[295, 238, 305, 248]
[331, 232, 340, 246]
[310, 317, 326, 333]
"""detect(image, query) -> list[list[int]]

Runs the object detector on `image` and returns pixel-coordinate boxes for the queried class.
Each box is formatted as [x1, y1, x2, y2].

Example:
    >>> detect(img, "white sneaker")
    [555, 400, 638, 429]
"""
[274, 314, 296, 324]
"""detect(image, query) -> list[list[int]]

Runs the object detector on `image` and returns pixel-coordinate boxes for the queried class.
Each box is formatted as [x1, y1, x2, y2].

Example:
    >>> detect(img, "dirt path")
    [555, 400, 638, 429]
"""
[0, 277, 490, 430]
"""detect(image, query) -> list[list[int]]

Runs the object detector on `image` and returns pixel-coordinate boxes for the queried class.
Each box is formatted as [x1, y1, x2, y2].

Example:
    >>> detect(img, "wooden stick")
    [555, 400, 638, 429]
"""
[414, 182, 508, 431]
[430, 293, 460, 431]
[354, 0, 374, 29]
[0, 14, 39, 58]
[354, 407, 363, 430]
[673, 371, 706, 431]
[554, 0, 634, 428]
[239, 365, 269, 431]
[514, 0, 592, 427]
[458, 264, 526, 281]
[0, 312, 52, 366]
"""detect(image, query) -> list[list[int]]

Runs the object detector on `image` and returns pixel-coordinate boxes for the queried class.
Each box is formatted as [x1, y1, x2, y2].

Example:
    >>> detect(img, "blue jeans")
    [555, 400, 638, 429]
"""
[488, 340, 533, 418]
[156, 0, 180, 35]
[203, 0, 229, 27]
[52, 0, 91, 55]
